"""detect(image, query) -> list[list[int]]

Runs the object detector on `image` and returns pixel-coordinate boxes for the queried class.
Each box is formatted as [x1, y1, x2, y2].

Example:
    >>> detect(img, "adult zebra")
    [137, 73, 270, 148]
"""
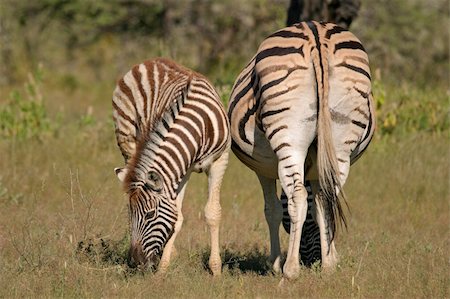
[113, 58, 230, 276]
[228, 21, 375, 280]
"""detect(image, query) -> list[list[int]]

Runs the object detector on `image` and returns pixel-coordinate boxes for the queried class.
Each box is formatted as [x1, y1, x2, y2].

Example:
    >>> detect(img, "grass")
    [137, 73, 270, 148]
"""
[1, 1, 448, 295]
[0, 101, 448, 298]
[0, 65, 448, 297]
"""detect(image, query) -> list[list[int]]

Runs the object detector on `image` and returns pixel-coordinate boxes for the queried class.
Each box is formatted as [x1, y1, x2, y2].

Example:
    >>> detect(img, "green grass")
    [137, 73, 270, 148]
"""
[0, 95, 448, 297]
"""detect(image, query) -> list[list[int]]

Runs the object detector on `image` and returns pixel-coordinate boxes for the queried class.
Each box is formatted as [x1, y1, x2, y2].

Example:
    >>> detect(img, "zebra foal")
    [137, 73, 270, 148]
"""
[228, 21, 375, 280]
[113, 58, 230, 275]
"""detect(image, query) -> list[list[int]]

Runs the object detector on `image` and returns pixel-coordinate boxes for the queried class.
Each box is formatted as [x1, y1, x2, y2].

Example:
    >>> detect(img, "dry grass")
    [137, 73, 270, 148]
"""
[0, 112, 448, 298]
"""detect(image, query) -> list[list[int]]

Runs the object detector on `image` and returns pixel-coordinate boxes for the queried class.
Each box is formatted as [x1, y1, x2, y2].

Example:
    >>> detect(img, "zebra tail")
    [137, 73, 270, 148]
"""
[310, 29, 347, 245]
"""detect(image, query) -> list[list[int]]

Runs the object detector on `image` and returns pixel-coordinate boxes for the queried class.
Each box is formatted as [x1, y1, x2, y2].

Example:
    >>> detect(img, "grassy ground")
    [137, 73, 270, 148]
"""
[0, 92, 448, 298]
[0, 1, 448, 296]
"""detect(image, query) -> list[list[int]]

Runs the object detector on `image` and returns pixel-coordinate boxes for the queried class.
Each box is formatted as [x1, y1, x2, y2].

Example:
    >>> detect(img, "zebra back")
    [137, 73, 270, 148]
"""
[113, 58, 230, 198]
[113, 58, 196, 163]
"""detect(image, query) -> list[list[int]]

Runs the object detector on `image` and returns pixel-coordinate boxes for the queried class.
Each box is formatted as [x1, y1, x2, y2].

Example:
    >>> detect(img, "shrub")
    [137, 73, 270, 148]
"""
[374, 81, 449, 136]
[0, 66, 57, 140]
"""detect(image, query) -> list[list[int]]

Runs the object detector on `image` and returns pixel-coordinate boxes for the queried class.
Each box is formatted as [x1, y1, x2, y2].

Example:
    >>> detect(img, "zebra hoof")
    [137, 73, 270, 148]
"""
[210, 266, 222, 277]
[209, 259, 222, 276]
[321, 250, 339, 272]
[267, 256, 282, 275]
[282, 261, 300, 280]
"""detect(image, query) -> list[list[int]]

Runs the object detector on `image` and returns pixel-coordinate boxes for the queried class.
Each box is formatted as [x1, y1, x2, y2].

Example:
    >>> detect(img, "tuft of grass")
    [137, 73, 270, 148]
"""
[76, 235, 129, 267]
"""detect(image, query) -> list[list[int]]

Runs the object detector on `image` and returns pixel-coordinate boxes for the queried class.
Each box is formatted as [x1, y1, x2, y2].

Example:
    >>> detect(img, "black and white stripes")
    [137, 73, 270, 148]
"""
[281, 181, 321, 267]
[228, 21, 375, 279]
[113, 58, 230, 274]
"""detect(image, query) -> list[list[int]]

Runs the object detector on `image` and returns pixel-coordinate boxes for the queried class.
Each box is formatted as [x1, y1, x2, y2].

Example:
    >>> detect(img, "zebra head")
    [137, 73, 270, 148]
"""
[116, 167, 177, 270]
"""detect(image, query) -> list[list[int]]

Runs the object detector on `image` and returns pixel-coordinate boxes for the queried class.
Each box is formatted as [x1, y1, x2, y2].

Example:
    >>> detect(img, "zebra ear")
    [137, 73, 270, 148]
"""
[114, 167, 128, 182]
[147, 171, 163, 192]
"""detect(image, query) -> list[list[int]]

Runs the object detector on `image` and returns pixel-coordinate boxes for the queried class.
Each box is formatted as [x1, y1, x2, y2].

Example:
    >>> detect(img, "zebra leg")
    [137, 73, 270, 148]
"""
[310, 180, 338, 271]
[158, 180, 188, 274]
[257, 174, 283, 274]
[281, 182, 322, 267]
[299, 181, 322, 267]
[283, 176, 308, 280]
[204, 151, 229, 276]
[278, 160, 309, 280]
[312, 156, 350, 271]
[267, 121, 315, 280]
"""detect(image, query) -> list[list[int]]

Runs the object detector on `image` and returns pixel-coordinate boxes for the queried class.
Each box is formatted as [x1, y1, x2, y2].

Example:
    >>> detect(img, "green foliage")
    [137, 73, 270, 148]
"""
[12, 0, 167, 43]
[77, 106, 96, 128]
[0, 67, 57, 140]
[1, 0, 447, 89]
[0, 0, 286, 84]
[353, 0, 449, 86]
[374, 81, 449, 136]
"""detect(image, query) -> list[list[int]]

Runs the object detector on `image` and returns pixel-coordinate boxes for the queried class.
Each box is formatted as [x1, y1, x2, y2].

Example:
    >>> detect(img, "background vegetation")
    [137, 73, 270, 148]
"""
[0, 0, 448, 297]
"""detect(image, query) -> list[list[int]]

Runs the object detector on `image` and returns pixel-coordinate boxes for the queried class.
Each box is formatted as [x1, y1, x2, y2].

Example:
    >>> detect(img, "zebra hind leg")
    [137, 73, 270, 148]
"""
[281, 174, 308, 280]
[281, 181, 322, 267]
[257, 174, 283, 274]
[204, 151, 229, 276]
[311, 180, 339, 271]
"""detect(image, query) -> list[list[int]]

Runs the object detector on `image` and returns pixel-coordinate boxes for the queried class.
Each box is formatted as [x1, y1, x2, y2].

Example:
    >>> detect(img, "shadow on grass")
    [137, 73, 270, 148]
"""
[76, 236, 320, 277]
[202, 246, 272, 276]
[75, 234, 148, 277]
[76, 236, 272, 277]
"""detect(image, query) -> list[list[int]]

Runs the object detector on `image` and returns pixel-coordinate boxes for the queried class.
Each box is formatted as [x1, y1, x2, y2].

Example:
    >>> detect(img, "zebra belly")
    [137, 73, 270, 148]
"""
[231, 126, 279, 179]
[231, 130, 322, 181]
[231, 134, 319, 180]
[192, 150, 225, 173]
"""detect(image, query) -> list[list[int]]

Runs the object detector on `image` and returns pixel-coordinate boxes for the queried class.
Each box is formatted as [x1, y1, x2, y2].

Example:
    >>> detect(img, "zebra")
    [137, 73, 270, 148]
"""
[227, 21, 375, 280]
[281, 181, 321, 267]
[112, 58, 230, 276]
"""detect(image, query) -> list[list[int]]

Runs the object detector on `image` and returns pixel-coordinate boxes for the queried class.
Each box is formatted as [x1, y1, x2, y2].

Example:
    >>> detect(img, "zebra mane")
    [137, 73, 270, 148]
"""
[150, 84, 189, 147]
[124, 79, 191, 186]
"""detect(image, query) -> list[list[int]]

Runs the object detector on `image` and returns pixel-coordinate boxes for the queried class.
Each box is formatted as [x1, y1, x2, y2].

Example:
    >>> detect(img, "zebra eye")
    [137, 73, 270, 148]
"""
[146, 171, 163, 192]
[145, 209, 156, 221]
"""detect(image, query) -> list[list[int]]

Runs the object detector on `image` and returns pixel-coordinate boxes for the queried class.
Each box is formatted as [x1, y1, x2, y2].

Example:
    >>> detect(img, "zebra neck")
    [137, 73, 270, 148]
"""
[134, 82, 191, 199]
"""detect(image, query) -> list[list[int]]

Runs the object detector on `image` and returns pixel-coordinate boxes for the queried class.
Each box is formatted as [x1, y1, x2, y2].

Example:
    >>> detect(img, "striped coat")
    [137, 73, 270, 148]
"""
[228, 21, 375, 280]
[113, 58, 230, 275]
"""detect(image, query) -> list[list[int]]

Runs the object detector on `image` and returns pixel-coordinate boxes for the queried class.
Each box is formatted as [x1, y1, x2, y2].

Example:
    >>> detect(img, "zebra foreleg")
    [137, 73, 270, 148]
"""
[257, 174, 283, 274]
[158, 180, 188, 274]
[204, 151, 229, 276]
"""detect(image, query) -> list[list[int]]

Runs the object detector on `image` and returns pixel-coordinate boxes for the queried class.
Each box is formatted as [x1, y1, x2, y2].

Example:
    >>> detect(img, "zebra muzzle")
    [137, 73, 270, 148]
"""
[128, 242, 147, 268]
[127, 242, 160, 271]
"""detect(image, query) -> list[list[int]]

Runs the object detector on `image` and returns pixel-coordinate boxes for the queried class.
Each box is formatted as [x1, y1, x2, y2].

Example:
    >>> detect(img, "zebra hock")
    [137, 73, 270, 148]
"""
[228, 21, 375, 280]
[112, 58, 230, 275]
